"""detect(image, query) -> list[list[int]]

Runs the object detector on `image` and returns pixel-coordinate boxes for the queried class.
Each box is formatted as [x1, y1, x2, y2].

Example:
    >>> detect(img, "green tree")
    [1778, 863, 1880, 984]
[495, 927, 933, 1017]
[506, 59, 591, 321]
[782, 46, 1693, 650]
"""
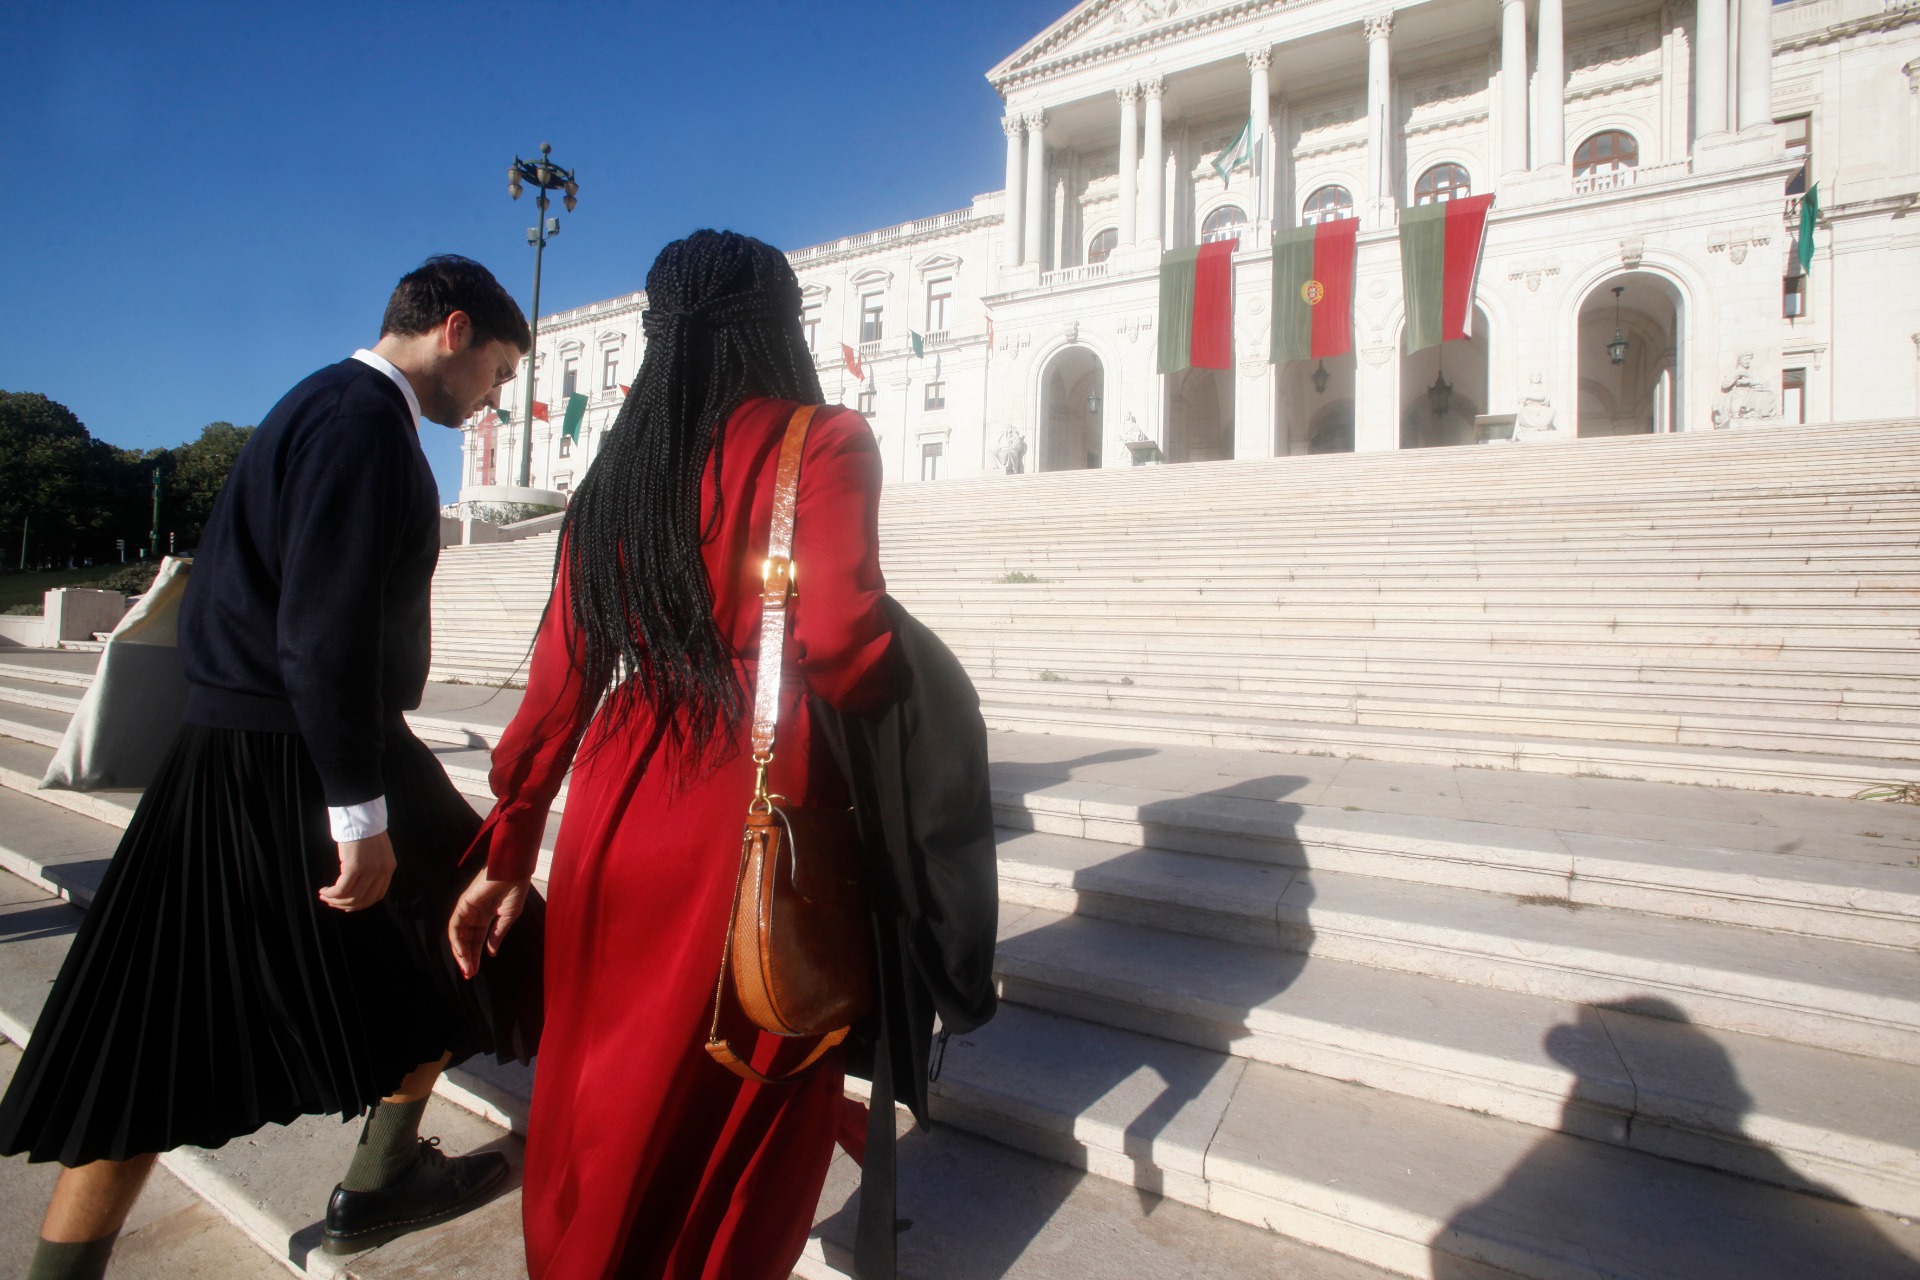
[165, 422, 253, 549]
[0, 392, 113, 567]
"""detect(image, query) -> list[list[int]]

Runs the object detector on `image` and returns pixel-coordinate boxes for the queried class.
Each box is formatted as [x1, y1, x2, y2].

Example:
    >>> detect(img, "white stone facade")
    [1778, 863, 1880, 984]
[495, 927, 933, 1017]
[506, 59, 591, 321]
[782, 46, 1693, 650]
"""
[460, 0, 1920, 498]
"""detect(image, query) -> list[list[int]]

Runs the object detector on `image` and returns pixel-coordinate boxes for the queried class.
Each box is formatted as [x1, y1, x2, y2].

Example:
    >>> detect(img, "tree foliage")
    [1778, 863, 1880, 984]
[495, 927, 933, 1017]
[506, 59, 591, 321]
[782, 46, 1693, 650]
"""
[0, 392, 253, 568]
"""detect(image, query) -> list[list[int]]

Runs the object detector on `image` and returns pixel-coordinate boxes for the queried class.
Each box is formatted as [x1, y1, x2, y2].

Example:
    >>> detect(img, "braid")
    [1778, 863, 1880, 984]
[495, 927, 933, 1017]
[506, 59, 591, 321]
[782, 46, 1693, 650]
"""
[558, 230, 824, 780]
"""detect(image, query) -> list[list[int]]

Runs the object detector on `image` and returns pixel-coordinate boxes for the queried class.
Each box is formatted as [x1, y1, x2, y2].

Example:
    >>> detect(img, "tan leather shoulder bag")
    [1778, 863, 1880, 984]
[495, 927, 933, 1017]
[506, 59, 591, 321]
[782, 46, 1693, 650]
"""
[705, 404, 875, 1084]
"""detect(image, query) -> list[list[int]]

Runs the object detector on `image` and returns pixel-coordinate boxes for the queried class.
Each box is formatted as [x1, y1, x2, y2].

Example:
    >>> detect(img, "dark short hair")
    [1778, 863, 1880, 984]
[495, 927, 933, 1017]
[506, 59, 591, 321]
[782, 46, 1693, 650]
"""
[381, 255, 532, 351]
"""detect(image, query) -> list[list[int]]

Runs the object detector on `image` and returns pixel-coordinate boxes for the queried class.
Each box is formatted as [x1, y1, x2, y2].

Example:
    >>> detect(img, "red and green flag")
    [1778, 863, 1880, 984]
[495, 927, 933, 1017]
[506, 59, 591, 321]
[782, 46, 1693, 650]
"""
[1399, 193, 1494, 352]
[1270, 217, 1358, 363]
[561, 391, 588, 442]
[1796, 183, 1819, 275]
[1158, 240, 1237, 374]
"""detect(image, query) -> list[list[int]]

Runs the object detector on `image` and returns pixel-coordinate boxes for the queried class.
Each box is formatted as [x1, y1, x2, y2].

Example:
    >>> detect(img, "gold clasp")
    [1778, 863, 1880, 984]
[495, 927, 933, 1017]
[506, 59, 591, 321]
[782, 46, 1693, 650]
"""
[762, 555, 797, 598]
[749, 749, 774, 814]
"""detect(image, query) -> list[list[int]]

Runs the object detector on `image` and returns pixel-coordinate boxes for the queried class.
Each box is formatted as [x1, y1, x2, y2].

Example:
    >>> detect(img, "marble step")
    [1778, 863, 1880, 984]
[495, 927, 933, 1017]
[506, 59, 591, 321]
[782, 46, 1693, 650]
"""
[992, 787, 1920, 949]
[991, 829, 1920, 1063]
[0, 699, 74, 749]
[932, 1002, 1920, 1280]
[973, 701, 1920, 796]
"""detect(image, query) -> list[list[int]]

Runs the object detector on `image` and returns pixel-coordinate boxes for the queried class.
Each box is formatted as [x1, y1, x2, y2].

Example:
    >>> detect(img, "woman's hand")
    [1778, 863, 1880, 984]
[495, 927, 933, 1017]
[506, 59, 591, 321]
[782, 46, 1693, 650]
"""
[319, 832, 396, 912]
[449, 872, 533, 979]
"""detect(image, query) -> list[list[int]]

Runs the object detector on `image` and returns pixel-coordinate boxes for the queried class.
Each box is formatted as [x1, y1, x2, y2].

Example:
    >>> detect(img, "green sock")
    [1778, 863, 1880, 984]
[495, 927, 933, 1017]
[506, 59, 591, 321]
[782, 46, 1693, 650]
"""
[26, 1234, 118, 1280]
[340, 1096, 431, 1192]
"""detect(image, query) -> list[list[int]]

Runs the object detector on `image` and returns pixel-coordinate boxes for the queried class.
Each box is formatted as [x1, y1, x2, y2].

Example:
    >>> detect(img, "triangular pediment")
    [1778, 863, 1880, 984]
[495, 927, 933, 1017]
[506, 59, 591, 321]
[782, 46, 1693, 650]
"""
[989, 0, 1245, 90]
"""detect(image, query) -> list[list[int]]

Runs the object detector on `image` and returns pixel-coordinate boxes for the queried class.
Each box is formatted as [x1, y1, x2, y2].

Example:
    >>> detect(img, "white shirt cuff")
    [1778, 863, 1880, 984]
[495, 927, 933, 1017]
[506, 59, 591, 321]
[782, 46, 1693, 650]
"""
[328, 797, 389, 843]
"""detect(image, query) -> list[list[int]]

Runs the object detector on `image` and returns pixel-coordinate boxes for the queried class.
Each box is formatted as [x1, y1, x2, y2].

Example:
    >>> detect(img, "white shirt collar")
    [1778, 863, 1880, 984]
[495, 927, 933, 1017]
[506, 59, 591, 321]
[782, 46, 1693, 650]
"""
[352, 348, 423, 431]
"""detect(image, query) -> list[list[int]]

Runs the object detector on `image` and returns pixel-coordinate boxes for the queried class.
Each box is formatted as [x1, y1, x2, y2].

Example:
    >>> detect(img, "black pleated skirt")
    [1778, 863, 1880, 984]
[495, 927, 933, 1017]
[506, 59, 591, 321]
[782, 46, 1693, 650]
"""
[0, 723, 544, 1166]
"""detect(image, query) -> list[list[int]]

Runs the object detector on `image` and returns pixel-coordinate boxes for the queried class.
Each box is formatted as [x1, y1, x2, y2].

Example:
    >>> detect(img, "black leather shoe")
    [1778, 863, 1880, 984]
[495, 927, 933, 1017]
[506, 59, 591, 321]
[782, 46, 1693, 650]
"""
[321, 1137, 511, 1255]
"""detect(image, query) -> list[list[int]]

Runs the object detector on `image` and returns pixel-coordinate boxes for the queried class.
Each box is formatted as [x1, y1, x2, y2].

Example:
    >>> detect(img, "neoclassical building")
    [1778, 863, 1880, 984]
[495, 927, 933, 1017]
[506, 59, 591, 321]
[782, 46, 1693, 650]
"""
[459, 0, 1919, 500]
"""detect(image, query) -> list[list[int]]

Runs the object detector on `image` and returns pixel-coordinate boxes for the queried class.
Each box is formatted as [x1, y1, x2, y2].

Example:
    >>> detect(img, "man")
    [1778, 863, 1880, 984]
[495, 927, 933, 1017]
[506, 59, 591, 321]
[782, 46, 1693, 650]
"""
[0, 256, 545, 1279]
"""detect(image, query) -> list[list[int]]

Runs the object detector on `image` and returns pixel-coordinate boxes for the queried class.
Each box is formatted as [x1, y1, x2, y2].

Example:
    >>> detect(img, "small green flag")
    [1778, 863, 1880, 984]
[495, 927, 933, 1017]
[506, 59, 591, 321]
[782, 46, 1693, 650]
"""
[1211, 117, 1253, 184]
[561, 392, 587, 442]
[1796, 183, 1819, 276]
[909, 330, 925, 358]
[493, 408, 510, 425]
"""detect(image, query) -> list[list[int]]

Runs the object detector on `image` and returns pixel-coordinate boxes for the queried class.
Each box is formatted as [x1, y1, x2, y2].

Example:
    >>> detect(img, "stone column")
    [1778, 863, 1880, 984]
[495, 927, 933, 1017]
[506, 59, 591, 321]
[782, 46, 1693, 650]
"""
[1363, 13, 1395, 223]
[1118, 84, 1141, 245]
[1736, 0, 1772, 132]
[1536, 0, 1566, 166]
[1141, 77, 1166, 245]
[1499, 0, 1529, 173]
[1695, 0, 1729, 139]
[1247, 49, 1273, 225]
[1002, 115, 1025, 268]
[1023, 112, 1048, 269]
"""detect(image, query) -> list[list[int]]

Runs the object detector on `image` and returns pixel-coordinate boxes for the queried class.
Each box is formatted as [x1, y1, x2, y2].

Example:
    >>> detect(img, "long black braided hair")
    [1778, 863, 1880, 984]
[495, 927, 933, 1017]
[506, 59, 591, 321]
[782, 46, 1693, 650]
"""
[557, 230, 823, 778]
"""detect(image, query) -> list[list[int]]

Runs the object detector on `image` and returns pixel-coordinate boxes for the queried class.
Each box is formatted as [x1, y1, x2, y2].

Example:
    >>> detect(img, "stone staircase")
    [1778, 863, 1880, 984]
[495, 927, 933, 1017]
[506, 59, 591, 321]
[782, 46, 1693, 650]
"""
[430, 418, 1920, 799]
[2, 645, 1917, 1276]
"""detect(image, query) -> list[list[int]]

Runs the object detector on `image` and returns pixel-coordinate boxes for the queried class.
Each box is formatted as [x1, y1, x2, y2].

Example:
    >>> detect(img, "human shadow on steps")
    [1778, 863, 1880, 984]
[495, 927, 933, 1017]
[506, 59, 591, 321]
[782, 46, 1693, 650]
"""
[813, 743, 1323, 1277]
[1430, 998, 1920, 1280]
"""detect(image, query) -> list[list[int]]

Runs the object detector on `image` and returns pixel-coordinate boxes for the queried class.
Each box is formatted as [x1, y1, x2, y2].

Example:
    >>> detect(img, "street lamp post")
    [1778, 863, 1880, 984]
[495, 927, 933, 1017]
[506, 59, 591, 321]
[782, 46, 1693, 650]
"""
[507, 142, 579, 489]
[149, 466, 161, 559]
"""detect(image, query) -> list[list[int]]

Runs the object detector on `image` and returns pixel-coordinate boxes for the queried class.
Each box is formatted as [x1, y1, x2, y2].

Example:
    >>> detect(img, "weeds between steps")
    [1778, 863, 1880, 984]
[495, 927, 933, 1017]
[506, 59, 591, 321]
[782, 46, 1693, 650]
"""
[1855, 782, 1920, 805]
[995, 570, 1045, 584]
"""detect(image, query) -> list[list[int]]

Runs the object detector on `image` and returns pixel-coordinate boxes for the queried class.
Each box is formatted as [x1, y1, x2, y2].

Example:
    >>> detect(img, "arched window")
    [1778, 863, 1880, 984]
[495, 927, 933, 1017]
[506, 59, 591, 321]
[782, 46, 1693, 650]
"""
[1302, 185, 1355, 225]
[1414, 163, 1471, 205]
[1087, 227, 1118, 265]
[1201, 205, 1248, 244]
[1573, 130, 1639, 177]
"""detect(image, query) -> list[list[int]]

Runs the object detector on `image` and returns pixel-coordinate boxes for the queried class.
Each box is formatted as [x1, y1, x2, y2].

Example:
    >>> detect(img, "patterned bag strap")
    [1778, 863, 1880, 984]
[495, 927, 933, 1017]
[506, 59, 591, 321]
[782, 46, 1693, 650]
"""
[747, 405, 818, 808]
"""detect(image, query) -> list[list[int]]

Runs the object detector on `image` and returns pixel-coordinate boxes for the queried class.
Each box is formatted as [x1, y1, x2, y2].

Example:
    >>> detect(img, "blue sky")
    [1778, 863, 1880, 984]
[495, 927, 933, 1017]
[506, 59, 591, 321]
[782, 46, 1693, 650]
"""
[0, 0, 1066, 499]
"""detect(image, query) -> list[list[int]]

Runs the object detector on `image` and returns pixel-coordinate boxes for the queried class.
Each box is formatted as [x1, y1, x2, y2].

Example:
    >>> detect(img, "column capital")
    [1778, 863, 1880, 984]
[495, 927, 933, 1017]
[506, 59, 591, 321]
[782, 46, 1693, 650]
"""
[1246, 48, 1272, 72]
[1117, 83, 1141, 105]
[1023, 110, 1048, 133]
[1002, 114, 1024, 139]
[1362, 12, 1393, 41]
[1141, 74, 1165, 100]
[1498, 0, 1524, 8]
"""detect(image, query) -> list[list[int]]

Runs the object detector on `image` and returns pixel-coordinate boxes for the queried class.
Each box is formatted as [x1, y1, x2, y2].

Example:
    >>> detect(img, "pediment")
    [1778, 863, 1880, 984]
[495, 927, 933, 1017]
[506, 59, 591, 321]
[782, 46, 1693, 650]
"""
[850, 267, 893, 290]
[989, 0, 1240, 89]
[916, 252, 963, 275]
[801, 281, 832, 300]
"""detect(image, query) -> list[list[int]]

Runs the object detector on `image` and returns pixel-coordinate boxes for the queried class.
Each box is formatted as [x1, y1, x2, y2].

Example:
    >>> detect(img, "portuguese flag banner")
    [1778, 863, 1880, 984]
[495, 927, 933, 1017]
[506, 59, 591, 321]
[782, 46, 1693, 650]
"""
[1399, 193, 1494, 352]
[1270, 217, 1359, 363]
[1158, 240, 1237, 374]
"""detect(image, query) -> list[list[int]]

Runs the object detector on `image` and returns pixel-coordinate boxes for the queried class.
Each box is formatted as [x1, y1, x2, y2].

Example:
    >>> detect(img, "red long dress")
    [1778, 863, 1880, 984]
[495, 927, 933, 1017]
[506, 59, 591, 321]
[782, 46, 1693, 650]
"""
[470, 397, 896, 1279]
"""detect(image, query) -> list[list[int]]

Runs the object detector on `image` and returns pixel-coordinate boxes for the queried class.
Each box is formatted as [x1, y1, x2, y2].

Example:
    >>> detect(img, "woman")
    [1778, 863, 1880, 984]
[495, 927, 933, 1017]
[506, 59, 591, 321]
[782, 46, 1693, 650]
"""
[450, 230, 896, 1278]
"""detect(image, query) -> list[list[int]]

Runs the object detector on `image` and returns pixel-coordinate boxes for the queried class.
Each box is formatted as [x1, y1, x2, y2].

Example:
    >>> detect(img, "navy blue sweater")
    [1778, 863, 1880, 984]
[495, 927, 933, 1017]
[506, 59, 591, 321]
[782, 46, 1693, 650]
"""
[180, 359, 441, 806]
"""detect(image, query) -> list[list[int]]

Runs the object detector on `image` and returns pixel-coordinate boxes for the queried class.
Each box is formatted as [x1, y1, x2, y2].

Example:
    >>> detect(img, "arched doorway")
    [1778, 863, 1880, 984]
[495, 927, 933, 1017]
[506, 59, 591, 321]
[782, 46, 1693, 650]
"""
[1275, 354, 1356, 454]
[1039, 346, 1104, 471]
[1577, 273, 1681, 436]
[1167, 368, 1234, 463]
[1399, 306, 1490, 448]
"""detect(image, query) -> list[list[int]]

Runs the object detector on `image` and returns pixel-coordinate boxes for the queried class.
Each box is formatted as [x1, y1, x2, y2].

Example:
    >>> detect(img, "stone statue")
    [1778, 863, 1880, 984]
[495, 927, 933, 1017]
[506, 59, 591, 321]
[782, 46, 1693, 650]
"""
[1514, 373, 1558, 441]
[1711, 352, 1778, 429]
[993, 426, 1028, 475]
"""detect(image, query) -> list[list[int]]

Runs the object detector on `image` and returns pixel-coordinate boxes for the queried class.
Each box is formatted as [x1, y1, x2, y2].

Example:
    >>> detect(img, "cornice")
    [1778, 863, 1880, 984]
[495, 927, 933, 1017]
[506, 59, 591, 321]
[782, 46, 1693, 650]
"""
[990, 0, 1299, 94]
[1775, 7, 1920, 53]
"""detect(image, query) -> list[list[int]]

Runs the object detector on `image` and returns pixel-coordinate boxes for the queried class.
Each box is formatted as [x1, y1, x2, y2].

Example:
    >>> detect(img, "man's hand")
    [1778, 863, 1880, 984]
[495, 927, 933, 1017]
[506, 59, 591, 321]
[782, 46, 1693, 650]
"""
[319, 831, 396, 912]
[450, 873, 531, 980]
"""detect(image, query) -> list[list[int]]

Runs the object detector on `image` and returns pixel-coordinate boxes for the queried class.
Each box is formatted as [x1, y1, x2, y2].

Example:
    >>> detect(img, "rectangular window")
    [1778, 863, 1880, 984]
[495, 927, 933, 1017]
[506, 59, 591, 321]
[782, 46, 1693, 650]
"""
[1782, 368, 1807, 425]
[602, 353, 620, 390]
[924, 381, 946, 411]
[1784, 273, 1807, 318]
[562, 358, 579, 401]
[860, 294, 885, 344]
[802, 304, 822, 353]
[856, 390, 876, 417]
[925, 278, 951, 333]
[555, 472, 573, 492]
[1781, 114, 1811, 195]
[920, 442, 944, 481]
[558, 435, 572, 458]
